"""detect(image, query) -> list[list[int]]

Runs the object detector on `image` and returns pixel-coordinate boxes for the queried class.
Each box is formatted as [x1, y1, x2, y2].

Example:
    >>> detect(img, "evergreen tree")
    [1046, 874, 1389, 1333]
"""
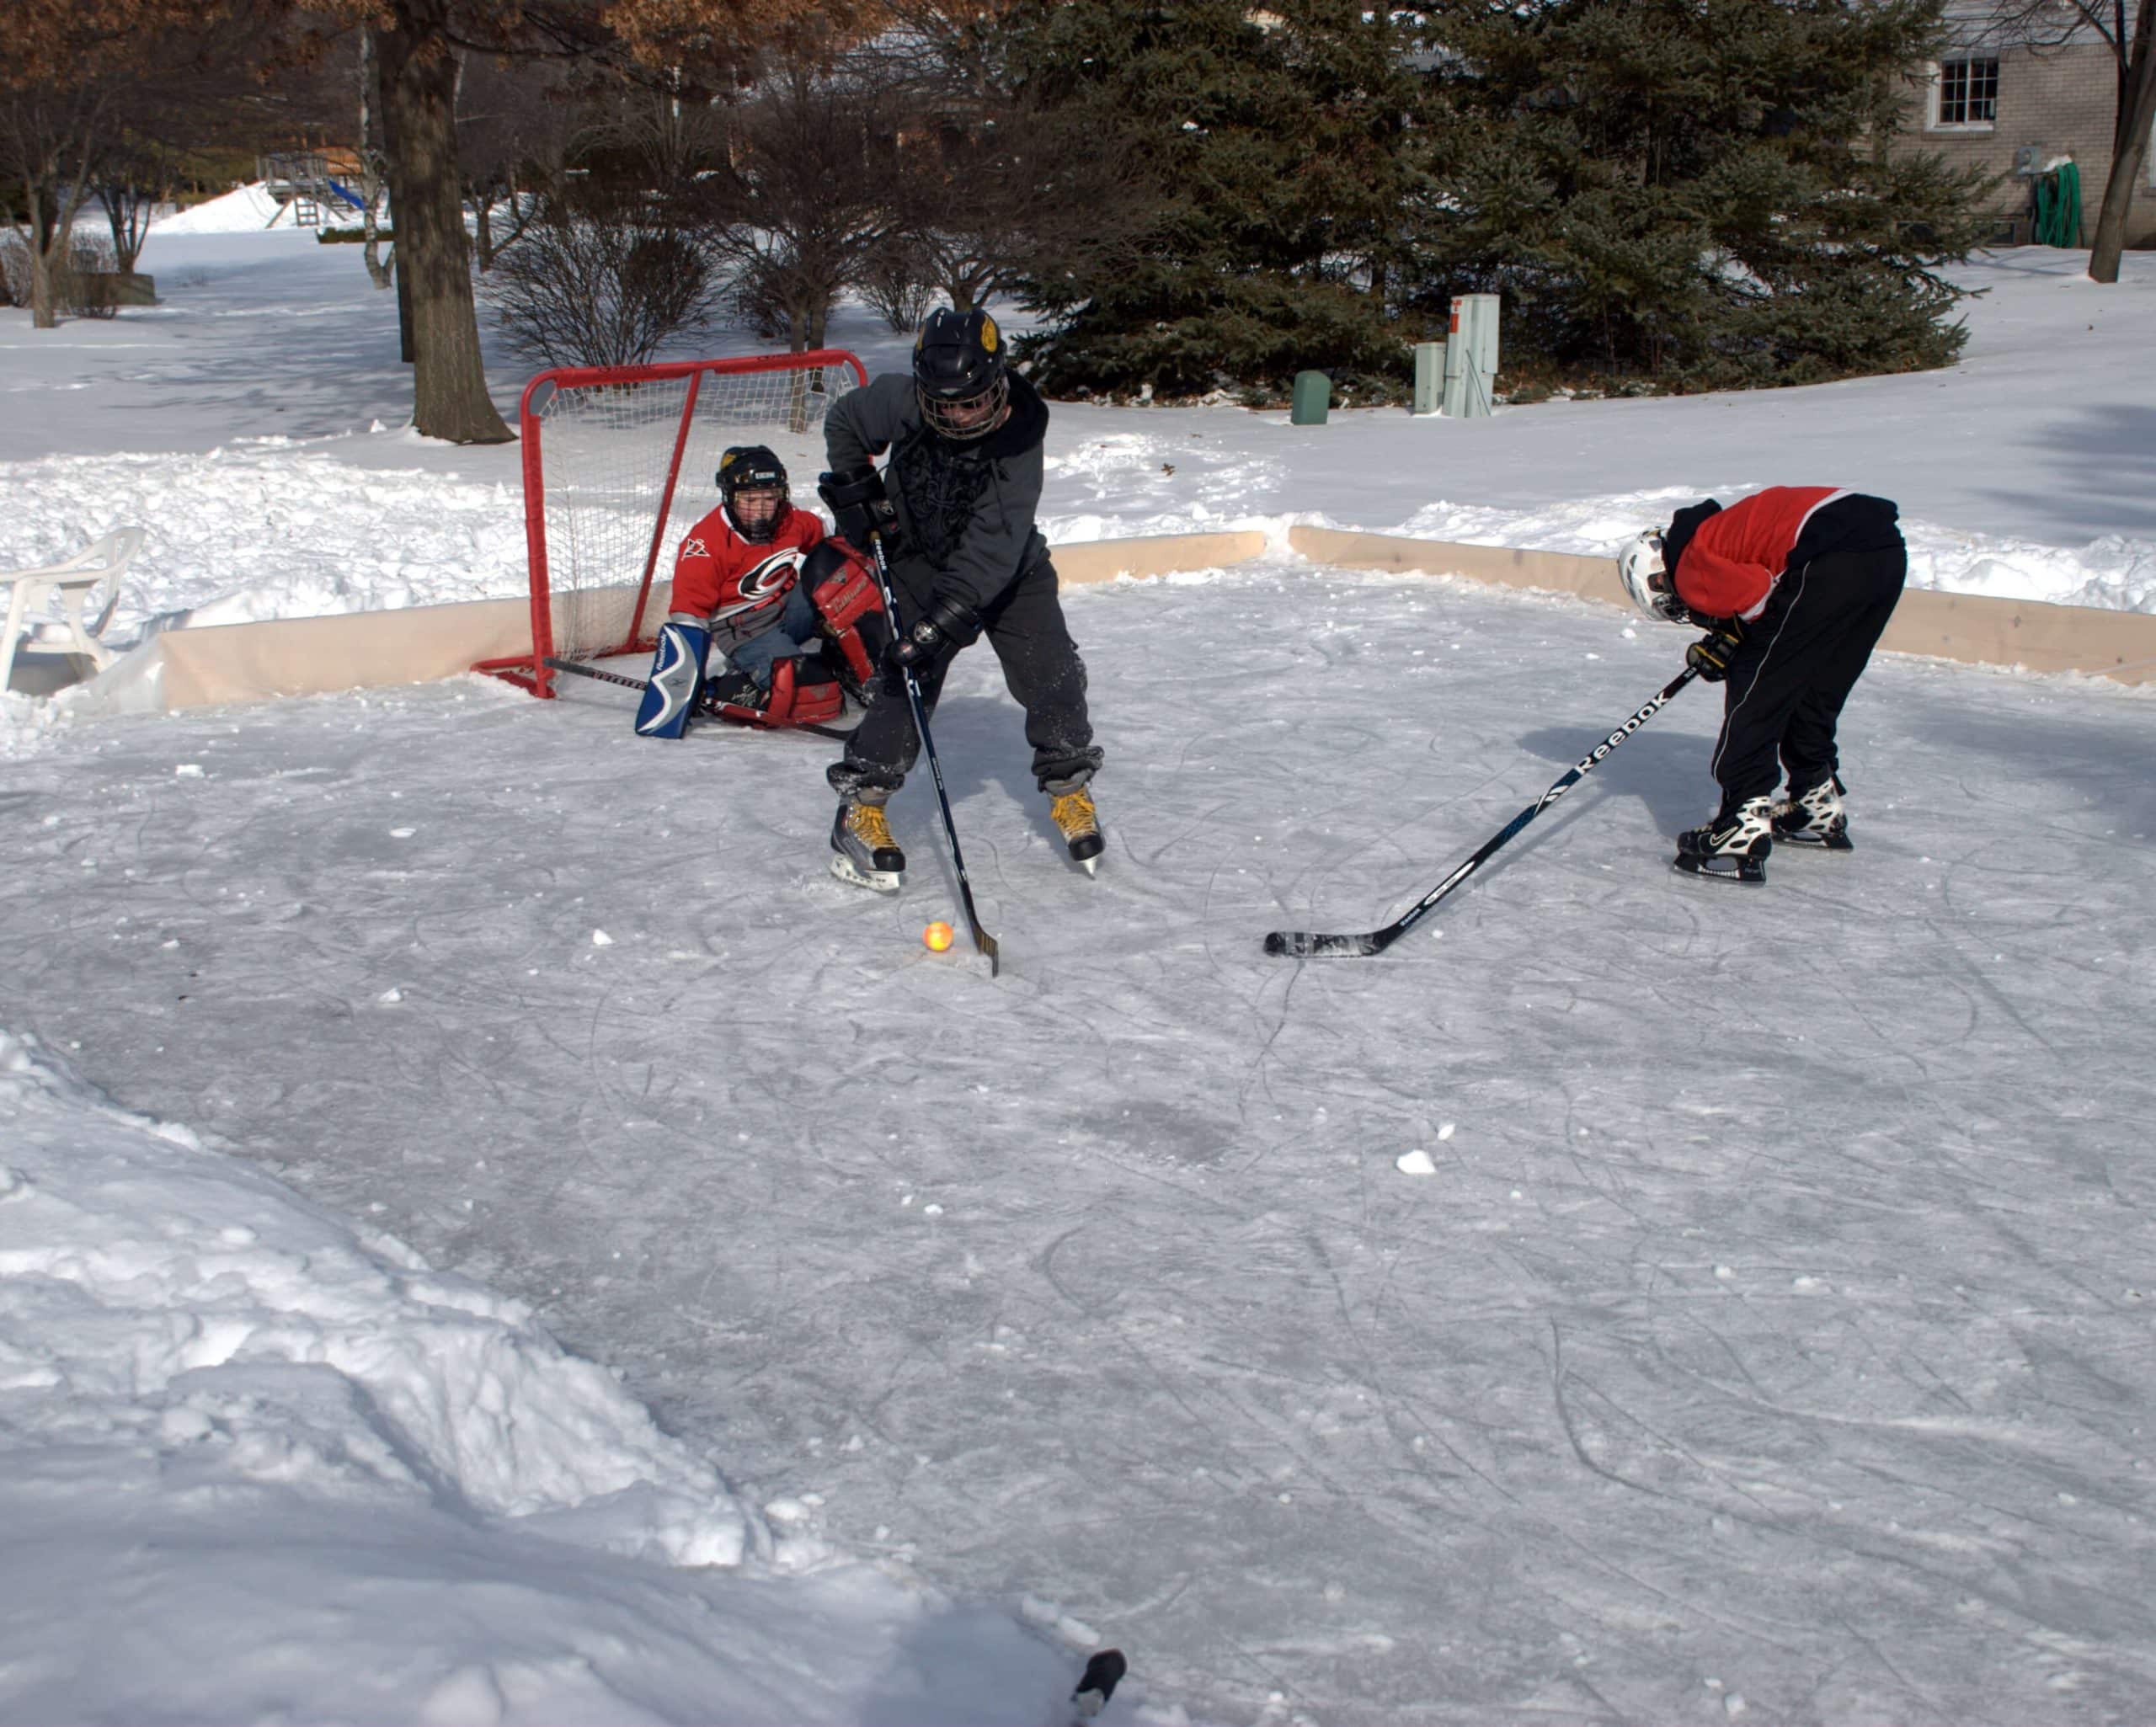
[1008, 0, 1437, 402]
[1415, 0, 1993, 391]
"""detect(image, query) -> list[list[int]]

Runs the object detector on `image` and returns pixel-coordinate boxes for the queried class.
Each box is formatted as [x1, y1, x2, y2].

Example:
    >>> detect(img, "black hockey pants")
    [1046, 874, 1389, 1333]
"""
[1710, 544, 1907, 813]
[828, 555, 1103, 801]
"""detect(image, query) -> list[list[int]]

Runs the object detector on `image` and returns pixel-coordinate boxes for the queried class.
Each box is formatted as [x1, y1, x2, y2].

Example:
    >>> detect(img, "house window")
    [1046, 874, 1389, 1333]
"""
[1934, 57, 1999, 129]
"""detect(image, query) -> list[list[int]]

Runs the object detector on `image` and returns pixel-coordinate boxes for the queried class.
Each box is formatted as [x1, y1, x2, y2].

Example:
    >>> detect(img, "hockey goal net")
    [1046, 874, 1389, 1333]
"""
[474, 348, 869, 697]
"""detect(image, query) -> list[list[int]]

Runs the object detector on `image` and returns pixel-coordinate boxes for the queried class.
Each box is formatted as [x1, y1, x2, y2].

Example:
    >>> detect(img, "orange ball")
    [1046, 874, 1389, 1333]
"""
[923, 921, 955, 951]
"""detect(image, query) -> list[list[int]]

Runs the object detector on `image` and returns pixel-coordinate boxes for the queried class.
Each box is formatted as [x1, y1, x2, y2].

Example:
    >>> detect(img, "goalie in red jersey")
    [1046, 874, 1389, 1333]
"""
[635, 445, 889, 738]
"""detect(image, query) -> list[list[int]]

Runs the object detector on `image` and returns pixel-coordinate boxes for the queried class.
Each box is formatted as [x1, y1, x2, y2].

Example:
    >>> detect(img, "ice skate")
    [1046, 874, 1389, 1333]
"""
[1049, 784, 1104, 876]
[830, 799, 905, 893]
[1772, 776, 1853, 850]
[1673, 796, 1774, 885]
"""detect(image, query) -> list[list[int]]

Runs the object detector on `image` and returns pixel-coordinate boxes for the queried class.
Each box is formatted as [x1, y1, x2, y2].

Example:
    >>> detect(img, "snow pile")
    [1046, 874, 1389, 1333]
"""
[0, 691, 71, 760]
[0, 1027, 1093, 1724]
[0, 445, 528, 637]
[1393, 485, 2156, 614]
[153, 184, 290, 234]
[1040, 429, 1284, 542]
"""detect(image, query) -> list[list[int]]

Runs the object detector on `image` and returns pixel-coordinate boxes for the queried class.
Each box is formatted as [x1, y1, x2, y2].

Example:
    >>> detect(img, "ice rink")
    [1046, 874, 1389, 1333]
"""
[5, 561, 2151, 1723]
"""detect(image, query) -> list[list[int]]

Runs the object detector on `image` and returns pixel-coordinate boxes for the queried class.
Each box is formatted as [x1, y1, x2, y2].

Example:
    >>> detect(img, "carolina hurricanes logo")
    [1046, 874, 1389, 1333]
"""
[680, 538, 707, 560]
[735, 550, 805, 602]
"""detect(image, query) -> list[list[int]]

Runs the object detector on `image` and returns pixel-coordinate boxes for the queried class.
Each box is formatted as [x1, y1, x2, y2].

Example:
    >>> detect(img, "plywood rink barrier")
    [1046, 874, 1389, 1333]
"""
[74, 525, 2156, 715]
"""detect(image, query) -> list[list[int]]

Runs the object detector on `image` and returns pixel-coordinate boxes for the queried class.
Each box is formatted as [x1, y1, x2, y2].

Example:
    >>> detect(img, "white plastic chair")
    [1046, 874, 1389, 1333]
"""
[1, 527, 143, 695]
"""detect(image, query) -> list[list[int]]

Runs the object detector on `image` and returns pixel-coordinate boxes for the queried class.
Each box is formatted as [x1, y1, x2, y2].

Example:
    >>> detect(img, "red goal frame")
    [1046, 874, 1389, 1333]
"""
[473, 348, 870, 699]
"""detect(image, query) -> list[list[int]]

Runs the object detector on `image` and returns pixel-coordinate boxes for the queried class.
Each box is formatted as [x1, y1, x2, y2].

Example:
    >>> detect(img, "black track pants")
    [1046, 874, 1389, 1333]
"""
[828, 557, 1102, 800]
[1710, 545, 1907, 811]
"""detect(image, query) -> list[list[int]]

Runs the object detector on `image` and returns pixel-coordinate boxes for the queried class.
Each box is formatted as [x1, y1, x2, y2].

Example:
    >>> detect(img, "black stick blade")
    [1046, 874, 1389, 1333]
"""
[974, 925, 1001, 977]
[1264, 930, 1386, 959]
[1070, 1649, 1127, 1717]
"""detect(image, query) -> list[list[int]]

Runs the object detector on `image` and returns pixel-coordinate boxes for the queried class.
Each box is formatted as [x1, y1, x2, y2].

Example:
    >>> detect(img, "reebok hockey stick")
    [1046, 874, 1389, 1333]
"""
[539, 655, 853, 742]
[864, 533, 1001, 977]
[1265, 664, 1700, 959]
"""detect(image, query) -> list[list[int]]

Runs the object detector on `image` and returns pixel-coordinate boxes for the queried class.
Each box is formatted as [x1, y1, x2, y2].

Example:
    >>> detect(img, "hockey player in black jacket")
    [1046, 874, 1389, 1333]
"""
[818, 308, 1103, 893]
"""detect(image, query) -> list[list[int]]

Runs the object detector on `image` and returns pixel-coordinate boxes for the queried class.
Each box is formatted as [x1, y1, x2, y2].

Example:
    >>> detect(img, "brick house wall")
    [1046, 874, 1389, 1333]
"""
[1895, 32, 2156, 248]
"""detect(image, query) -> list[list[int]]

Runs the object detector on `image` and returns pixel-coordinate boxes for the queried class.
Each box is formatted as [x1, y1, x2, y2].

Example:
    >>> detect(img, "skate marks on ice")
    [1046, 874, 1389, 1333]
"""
[3, 573, 2156, 1722]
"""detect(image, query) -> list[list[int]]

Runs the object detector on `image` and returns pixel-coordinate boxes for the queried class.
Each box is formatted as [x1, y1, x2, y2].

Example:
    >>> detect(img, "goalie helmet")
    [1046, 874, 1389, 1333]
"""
[913, 307, 1009, 442]
[1617, 530, 1686, 623]
[717, 445, 792, 545]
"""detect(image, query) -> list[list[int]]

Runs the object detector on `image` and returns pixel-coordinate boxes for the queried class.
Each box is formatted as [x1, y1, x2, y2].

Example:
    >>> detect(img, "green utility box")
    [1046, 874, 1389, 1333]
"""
[1289, 370, 1331, 425]
[1412, 342, 1444, 416]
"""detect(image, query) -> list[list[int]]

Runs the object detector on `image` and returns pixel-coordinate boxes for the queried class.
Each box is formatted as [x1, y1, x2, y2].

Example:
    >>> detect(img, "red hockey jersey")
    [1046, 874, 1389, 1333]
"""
[1669, 487, 1902, 622]
[668, 503, 825, 626]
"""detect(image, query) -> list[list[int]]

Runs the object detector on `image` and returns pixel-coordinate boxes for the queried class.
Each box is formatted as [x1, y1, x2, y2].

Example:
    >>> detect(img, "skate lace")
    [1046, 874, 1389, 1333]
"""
[1049, 788, 1097, 840]
[848, 804, 896, 849]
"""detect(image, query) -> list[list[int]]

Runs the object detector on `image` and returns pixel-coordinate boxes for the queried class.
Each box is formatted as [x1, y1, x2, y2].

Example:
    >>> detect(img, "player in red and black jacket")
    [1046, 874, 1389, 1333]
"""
[1616, 487, 1906, 882]
[634, 445, 889, 739]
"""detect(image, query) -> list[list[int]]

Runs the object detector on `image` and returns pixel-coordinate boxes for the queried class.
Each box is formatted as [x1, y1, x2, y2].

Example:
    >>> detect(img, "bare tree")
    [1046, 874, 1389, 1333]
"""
[868, 2, 1164, 316]
[485, 181, 724, 365]
[1967, 0, 2156, 280]
[456, 51, 574, 270]
[702, 60, 903, 353]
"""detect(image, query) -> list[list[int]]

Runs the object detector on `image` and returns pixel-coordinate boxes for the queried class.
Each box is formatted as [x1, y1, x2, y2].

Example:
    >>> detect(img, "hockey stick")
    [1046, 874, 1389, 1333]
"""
[863, 534, 1001, 977]
[539, 655, 854, 742]
[1265, 664, 1700, 958]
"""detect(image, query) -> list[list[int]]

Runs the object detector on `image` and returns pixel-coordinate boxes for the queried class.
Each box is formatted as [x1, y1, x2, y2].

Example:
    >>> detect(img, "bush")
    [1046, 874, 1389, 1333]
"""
[0, 234, 29, 307]
[59, 235, 120, 320]
[857, 248, 937, 336]
[485, 192, 723, 369]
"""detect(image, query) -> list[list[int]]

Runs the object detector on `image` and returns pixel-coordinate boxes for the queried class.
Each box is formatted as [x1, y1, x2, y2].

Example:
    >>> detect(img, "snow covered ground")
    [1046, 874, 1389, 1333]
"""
[3, 223, 2156, 1724]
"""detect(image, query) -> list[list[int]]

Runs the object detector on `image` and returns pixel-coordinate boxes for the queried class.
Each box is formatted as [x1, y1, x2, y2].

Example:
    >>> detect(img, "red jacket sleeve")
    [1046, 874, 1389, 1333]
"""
[669, 510, 729, 618]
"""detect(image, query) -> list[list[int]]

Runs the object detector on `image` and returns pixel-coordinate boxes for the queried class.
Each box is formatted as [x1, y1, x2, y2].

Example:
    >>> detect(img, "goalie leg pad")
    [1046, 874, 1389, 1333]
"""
[803, 542, 889, 694]
[761, 656, 845, 728]
[635, 619, 712, 738]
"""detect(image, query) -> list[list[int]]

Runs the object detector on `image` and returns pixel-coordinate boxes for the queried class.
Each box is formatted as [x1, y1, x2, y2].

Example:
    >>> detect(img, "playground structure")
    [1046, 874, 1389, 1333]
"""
[255, 152, 371, 228]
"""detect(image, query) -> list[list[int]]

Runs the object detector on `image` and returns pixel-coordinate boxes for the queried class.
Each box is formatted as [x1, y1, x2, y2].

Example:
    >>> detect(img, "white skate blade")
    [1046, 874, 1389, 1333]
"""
[829, 854, 902, 894]
[1673, 854, 1767, 886]
[1080, 856, 1099, 877]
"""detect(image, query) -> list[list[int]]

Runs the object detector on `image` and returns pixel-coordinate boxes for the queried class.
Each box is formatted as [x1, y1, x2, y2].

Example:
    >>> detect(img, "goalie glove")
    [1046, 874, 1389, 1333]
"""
[818, 466, 898, 550]
[635, 616, 712, 738]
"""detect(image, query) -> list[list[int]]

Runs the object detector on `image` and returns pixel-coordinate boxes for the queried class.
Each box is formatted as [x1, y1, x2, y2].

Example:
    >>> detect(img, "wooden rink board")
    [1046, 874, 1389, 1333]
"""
[102, 526, 2156, 712]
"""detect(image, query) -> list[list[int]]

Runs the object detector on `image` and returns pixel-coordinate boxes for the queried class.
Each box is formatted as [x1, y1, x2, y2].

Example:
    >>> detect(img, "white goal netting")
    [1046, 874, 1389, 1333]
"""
[479, 349, 865, 696]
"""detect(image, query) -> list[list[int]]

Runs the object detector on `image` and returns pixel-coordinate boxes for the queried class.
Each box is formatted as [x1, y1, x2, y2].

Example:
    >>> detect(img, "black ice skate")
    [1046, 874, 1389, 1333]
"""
[830, 799, 905, 893]
[1673, 796, 1774, 885]
[1771, 776, 1853, 850]
[1049, 784, 1104, 876]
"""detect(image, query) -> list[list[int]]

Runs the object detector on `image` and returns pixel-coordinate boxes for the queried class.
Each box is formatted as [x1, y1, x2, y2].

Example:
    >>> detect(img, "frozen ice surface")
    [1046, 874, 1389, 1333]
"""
[4, 562, 2152, 1723]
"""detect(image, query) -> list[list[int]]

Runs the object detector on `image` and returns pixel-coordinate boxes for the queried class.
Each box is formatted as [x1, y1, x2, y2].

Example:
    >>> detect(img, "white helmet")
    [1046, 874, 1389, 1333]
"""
[1617, 530, 1686, 623]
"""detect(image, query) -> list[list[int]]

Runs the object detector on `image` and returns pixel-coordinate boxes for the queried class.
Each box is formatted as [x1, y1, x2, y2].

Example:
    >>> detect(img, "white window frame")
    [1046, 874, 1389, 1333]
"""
[1930, 56, 1999, 132]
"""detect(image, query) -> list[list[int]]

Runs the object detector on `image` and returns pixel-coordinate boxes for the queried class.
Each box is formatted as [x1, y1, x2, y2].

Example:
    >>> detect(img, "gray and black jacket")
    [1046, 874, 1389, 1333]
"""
[824, 371, 1052, 615]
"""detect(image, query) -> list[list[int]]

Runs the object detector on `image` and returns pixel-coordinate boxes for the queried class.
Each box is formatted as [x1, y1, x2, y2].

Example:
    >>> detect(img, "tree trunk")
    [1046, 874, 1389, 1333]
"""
[374, 0, 511, 443]
[472, 190, 494, 271]
[2089, 0, 2156, 282]
[359, 27, 394, 291]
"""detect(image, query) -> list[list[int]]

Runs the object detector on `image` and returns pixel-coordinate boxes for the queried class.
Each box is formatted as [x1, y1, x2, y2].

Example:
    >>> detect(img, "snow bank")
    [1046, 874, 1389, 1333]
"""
[0, 444, 528, 637]
[1394, 487, 2156, 614]
[153, 183, 289, 234]
[0, 1027, 1091, 1724]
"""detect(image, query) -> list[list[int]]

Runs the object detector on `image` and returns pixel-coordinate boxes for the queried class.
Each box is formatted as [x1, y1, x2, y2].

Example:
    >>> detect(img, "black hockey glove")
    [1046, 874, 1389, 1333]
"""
[1685, 619, 1745, 683]
[817, 466, 898, 550]
[886, 590, 979, 671]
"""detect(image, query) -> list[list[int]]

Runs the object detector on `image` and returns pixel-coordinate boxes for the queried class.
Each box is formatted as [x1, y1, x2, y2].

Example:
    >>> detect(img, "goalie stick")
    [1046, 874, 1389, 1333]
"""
[539, 655, 854, 742]
[862, 533, 1001, 977]
[1265, 664, 1700, 959]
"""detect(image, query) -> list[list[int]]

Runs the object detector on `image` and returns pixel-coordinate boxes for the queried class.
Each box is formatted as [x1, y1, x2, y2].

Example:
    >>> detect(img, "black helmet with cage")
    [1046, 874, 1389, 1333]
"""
[717, 445, 792, 544]
[912, 307, 1010, 442]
